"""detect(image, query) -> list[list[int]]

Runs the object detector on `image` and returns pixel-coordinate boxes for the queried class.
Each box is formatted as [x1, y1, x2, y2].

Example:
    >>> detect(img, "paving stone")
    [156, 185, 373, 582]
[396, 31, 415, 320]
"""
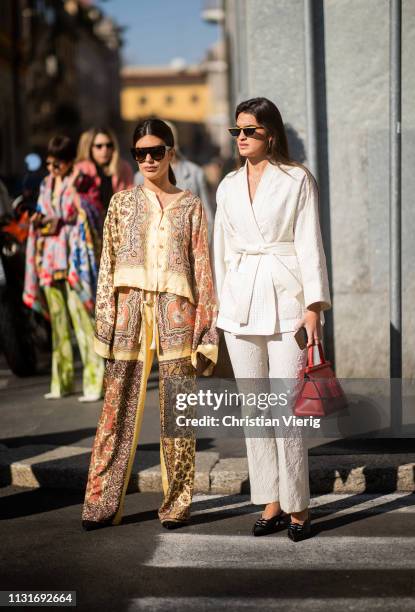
[0, 444, 414, 495]
[210, 458, 249, 494]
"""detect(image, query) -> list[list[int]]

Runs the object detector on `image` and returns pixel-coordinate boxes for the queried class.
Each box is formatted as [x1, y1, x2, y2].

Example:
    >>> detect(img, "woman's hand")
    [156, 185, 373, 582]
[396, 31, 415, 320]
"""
[30, 212, 45, 228]
[38, 216, 62, 236]
[297, 303, 323, 347]
[41, 215, 58, 225]
[196, 353, 210, 376]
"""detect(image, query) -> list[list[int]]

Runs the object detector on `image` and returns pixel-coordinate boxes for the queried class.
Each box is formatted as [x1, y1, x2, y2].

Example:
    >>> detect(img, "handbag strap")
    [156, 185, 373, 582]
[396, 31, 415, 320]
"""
[307, 341, 325, 368]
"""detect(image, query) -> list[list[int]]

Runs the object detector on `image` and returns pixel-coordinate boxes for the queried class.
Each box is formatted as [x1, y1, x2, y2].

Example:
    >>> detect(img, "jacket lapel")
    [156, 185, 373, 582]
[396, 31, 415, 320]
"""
[250, 160, 274, 216]
[239, 159, 274, 242]
[237, 161, 262, 242]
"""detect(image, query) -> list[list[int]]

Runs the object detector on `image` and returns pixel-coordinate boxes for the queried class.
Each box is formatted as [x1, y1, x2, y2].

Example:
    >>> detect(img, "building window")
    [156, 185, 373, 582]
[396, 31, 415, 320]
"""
[165, 95, 174, 105]
[138, 96, 147, 106]
[190, 93, 199, 104]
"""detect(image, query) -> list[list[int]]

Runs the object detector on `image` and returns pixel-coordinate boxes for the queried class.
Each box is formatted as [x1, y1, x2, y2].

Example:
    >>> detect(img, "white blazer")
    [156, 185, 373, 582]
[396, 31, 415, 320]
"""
[212, 159, 332, 335]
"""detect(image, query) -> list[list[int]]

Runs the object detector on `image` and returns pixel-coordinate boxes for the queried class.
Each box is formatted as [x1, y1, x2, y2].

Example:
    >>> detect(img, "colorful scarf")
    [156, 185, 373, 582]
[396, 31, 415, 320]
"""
[23, 173, 100, 319]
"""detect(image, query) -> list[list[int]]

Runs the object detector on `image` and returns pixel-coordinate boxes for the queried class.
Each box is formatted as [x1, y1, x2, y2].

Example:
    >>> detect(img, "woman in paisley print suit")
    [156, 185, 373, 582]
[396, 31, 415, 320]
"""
[82, 119, 219, 531]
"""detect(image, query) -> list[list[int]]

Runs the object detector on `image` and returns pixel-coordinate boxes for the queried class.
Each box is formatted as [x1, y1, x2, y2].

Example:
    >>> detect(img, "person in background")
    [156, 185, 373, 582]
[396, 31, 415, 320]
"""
[134, 120, 214, 243]
[0, 178, 11, 217]
[23, 135, 104, 402]
[75, 127, 134, 212]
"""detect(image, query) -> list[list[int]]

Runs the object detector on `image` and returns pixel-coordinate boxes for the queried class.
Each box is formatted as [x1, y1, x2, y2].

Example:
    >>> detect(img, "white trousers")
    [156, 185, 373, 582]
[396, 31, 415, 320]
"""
[224, 330, 312, 513]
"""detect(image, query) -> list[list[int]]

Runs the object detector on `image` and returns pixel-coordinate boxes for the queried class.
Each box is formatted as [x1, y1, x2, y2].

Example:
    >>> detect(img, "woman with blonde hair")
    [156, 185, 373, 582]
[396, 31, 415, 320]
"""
[75, 127, 134, 212]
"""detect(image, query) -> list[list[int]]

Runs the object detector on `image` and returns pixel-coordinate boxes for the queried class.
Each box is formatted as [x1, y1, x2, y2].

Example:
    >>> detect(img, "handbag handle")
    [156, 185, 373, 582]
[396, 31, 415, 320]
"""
[307, 341, 325, 368]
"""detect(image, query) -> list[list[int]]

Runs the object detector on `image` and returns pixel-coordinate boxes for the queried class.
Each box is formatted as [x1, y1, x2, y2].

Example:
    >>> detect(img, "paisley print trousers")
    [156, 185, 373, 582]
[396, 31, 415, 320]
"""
[82, 289, 197, 526]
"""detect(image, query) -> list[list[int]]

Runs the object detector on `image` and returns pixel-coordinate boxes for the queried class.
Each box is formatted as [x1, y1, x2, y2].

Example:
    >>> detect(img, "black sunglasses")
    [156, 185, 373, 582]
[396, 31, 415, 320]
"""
[228, 125, 265, 137]
[130, 145, 172, 163]
[93, 142, 114, 150]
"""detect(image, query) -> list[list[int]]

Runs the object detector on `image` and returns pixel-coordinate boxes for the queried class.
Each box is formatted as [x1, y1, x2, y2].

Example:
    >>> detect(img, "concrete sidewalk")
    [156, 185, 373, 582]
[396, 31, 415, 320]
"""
[1, 362, 415, 495]
[0, 444, 415, 494]
[1, 441, 415, 495]
[2, 486, 415, 611]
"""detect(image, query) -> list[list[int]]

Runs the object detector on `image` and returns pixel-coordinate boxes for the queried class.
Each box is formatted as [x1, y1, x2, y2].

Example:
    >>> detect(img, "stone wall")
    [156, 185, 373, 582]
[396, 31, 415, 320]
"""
[224, 0, 415, 378]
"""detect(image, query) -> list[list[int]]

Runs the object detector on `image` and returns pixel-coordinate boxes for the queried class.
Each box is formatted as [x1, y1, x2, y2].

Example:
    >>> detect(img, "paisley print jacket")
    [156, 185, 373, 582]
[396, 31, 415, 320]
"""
[94, 185, 218, 373]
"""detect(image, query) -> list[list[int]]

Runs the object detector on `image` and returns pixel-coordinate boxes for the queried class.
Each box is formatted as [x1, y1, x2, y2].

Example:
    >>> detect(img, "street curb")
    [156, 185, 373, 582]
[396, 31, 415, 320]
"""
[0, 444, 414, 494]
[0, 445, 220, 494]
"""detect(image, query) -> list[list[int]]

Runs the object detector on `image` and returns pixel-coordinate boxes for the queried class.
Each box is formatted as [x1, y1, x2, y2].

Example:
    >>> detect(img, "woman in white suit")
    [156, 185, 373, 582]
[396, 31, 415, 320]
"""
[213, 97, 332, 542]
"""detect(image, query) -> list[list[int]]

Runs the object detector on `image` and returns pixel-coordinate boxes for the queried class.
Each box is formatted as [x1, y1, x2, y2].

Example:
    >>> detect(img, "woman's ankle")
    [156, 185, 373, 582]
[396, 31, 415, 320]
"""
[262, 501, 281, 519]
[290, 507, 309, 524]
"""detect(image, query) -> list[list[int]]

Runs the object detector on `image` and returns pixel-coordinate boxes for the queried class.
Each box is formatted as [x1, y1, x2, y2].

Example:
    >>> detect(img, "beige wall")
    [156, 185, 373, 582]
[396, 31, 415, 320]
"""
[121, 83, 210, 123]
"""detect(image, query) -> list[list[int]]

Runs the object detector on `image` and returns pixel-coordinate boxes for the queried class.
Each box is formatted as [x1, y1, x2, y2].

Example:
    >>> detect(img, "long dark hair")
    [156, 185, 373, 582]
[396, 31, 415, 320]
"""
[234, 97, 313, 180]
[132, 119, 176, 185]
[47, 135, 76, 162]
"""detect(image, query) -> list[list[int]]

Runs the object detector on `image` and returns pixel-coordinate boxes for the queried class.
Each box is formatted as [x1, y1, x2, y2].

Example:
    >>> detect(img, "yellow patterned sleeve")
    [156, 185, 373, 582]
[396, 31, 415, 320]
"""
[93, 194, 120, 358]
[189, 198, 219, 376]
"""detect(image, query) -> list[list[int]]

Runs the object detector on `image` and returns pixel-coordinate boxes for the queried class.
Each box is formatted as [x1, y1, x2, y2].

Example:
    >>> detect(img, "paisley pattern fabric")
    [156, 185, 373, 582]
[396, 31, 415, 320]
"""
[82, 290, 197, 526]
[93, 185, 219, 375]
[108, 289, 200, 360]
[82, 184, 219, 527]
[82, 359, 144, 522]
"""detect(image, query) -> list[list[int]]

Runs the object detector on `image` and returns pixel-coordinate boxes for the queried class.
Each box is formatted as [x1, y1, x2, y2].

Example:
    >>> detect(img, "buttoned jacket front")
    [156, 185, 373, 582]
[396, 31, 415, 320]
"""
[213, 160, 332, 334]
[94, 185, 218, 369]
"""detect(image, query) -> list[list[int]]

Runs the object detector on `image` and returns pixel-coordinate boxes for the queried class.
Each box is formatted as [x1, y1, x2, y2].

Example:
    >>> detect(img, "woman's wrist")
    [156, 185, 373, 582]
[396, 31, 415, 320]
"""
[305, 302, 323, 314]
[302, 303, 323, 346]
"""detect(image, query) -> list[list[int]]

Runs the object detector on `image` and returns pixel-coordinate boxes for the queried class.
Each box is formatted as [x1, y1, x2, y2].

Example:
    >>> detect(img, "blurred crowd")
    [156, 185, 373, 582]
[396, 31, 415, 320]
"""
[0, 122, 228, 393]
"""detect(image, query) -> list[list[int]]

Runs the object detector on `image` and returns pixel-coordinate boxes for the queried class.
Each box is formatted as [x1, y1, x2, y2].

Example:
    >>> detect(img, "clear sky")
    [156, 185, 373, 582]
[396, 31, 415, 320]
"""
[98, 0, 220, 67]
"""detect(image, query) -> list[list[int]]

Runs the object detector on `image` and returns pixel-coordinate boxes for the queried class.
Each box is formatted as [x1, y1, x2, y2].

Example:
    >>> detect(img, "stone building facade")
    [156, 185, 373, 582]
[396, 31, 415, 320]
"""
[224, 0, 415, 379]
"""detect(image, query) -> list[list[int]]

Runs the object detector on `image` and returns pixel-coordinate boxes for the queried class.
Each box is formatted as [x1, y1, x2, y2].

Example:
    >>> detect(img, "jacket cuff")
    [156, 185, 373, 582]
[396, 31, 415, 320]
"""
[303, 283, 331, 312]
[191, 343, 219, 376]
[94, 336, 112, 359]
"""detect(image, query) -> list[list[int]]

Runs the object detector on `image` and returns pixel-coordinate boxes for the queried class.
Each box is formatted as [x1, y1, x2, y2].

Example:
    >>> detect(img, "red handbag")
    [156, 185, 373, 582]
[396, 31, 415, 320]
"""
[293, 342, 348, 417]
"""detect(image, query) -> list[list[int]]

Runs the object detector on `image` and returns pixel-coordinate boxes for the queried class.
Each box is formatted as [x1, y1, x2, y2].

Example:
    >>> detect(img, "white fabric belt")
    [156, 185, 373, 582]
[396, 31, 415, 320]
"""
[227, 240, 303, 324]
[233, 240, 297, 257]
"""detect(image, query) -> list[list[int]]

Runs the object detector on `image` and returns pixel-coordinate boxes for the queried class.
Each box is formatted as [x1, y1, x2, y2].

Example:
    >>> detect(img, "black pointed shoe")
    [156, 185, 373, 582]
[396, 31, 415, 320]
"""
[287, 517, 312, 542]
[161, 520, 189, 530]
[252, 511, 287, 536]
[82, 519, 114, 531]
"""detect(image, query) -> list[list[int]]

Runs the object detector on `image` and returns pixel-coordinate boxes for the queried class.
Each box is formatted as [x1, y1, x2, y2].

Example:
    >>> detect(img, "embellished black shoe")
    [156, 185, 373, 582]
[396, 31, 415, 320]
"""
[252, 510, 287, 536]
[161, 520, 189, 530]
[287, 517, 312, 542]
[82, 519, 114, 531]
